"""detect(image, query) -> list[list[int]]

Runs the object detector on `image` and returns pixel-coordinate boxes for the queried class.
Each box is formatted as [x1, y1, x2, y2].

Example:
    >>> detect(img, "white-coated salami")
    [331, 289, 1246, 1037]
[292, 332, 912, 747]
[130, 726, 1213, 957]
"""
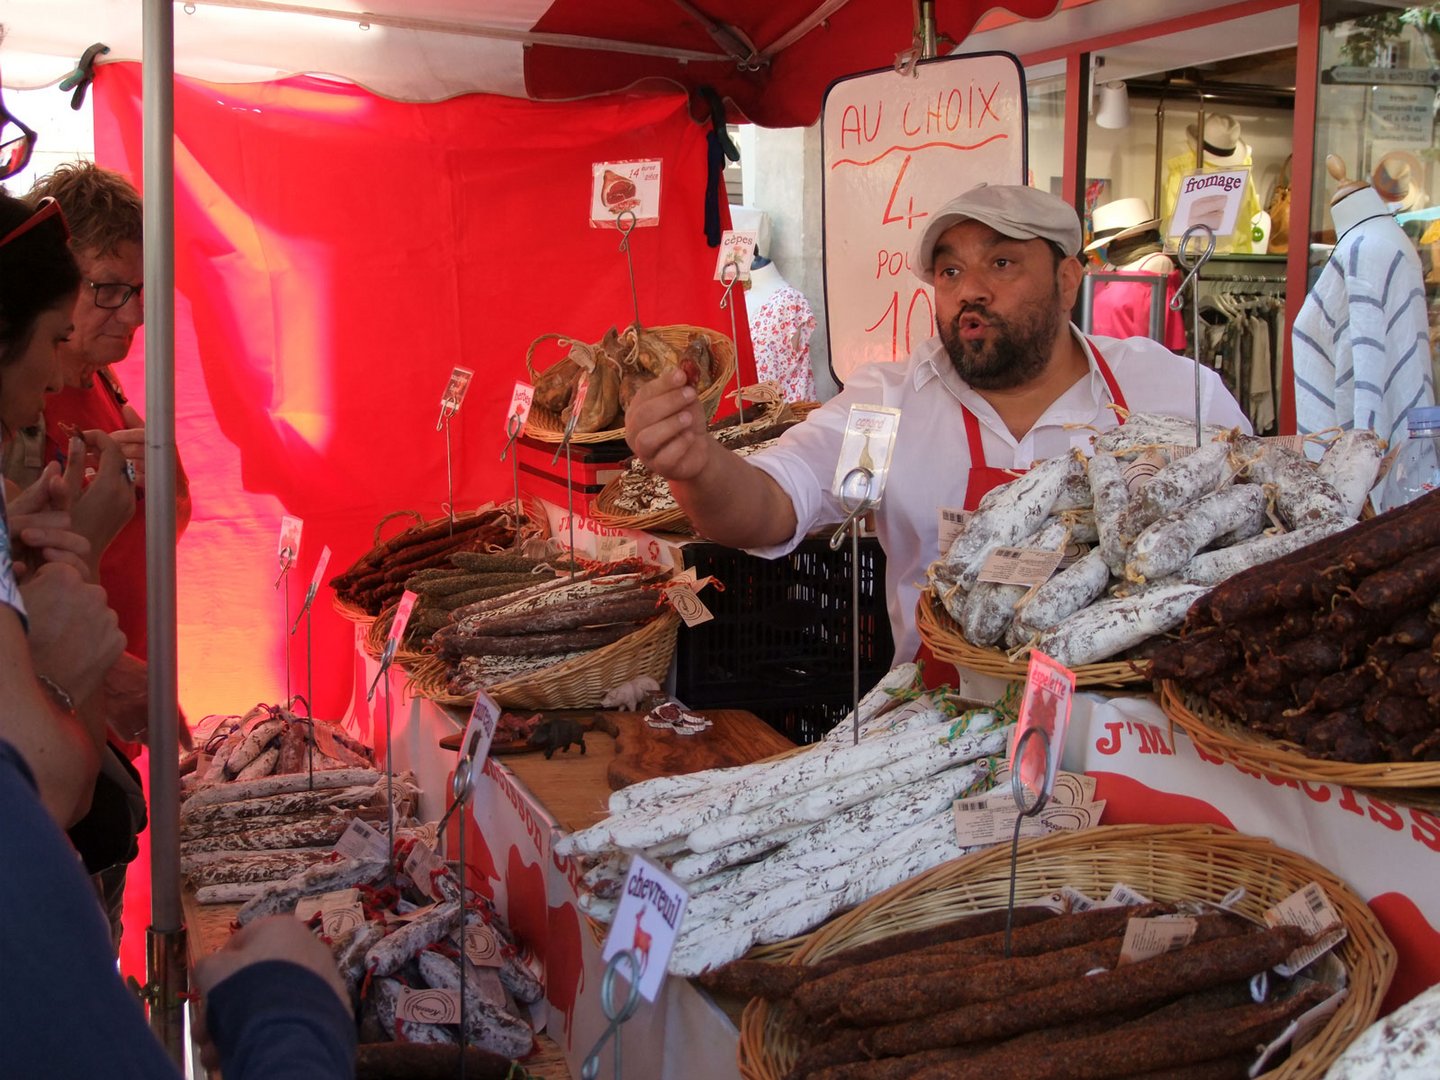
[1034, 582, 1209, 667]
[1316, 429, 1385, 519]
[1126, 483, 1267, 583]
[1013, 547, 1112, 632]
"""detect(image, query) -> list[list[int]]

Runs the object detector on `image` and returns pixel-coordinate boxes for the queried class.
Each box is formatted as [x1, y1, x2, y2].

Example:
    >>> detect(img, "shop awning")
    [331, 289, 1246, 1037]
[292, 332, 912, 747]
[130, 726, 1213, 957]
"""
[3, 0, 1064, 126]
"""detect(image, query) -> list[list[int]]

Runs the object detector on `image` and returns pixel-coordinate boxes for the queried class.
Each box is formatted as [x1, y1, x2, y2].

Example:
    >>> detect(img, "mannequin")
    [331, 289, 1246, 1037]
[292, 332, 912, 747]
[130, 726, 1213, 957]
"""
[745, 253, 817, 402]
[1293, 156, 1436, 510]
[1160, 114, 1262, 253]
[1084, 198, 1186, 349]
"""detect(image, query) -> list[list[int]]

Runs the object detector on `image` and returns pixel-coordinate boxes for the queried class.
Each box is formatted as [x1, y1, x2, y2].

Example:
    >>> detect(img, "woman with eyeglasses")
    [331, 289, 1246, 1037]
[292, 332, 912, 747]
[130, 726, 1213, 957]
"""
[0, 190, 354, 1080]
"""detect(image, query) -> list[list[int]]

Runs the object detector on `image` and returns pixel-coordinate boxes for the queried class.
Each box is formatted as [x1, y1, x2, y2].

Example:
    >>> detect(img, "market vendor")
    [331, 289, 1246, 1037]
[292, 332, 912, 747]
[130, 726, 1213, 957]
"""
[625, 183, 1250, 664]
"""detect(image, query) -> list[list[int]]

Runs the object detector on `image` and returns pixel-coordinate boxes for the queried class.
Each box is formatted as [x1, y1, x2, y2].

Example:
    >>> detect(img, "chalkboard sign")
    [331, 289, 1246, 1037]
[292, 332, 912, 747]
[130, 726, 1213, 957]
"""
[822, 53, 1027, 384]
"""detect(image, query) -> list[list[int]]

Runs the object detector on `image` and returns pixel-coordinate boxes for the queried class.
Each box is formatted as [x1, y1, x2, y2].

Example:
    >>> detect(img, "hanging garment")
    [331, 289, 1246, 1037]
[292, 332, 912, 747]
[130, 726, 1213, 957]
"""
[750, 283, 818, 402]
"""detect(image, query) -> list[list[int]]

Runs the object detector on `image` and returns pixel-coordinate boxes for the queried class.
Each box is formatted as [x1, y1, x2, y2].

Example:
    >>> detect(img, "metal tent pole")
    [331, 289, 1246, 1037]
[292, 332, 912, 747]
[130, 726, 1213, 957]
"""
[142, 0, 186, 1062]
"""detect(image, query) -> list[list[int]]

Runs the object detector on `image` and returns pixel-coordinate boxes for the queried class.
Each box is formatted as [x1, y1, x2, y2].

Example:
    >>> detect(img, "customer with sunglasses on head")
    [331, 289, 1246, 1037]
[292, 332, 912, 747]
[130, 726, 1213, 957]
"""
[0, 189, 355, 1080]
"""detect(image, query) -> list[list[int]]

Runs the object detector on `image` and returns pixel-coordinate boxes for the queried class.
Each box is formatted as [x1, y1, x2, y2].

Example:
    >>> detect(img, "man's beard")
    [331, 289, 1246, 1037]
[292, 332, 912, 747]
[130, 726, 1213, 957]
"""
[939, 285, 1062, 391]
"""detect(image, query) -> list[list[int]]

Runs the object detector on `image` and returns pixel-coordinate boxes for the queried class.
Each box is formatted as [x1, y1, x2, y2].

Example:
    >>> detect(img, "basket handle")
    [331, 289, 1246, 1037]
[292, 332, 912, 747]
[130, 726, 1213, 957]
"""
[373, 509, 424, 548]
[525, 333, 583, 382]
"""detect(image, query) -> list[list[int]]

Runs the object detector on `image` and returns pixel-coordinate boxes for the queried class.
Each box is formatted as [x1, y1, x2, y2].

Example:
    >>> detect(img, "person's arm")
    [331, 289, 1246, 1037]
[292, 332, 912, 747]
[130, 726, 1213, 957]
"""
[195, 916, 357, 1080]
[624, 369, 798, 548]
[111, 402, 194, 537]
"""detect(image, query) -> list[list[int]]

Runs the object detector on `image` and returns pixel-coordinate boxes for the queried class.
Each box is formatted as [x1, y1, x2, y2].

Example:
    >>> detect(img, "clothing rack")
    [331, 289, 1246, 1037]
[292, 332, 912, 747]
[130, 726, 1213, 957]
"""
[1198, 275, 1286, 286]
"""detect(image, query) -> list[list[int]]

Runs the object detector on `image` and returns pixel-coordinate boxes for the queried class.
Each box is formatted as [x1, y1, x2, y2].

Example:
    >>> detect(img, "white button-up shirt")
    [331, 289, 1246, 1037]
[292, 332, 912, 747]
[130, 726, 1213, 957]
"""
[747, 326, 1252, 664]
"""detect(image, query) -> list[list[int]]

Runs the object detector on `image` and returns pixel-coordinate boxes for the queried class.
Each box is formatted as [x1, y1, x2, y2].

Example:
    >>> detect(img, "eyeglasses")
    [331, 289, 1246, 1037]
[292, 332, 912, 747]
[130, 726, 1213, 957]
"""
[0, 87, 37, 181]
[88, 280, 144, 309]
[0, 196, 68, 250]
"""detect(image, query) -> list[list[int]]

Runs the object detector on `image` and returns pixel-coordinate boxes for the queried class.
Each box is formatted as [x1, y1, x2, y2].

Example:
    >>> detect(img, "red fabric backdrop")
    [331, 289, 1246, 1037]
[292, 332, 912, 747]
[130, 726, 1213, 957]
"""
[92, 64, 751, 725]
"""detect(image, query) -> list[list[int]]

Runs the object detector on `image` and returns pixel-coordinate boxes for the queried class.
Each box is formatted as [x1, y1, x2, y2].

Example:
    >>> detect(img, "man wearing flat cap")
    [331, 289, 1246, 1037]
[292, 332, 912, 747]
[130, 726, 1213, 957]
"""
[626, 184, 1248, 664]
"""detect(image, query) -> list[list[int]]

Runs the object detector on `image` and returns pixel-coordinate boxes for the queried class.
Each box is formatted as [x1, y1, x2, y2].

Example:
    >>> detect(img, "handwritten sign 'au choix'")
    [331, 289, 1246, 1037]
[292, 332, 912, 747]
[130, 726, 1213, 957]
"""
[822, 53, 1026, 383]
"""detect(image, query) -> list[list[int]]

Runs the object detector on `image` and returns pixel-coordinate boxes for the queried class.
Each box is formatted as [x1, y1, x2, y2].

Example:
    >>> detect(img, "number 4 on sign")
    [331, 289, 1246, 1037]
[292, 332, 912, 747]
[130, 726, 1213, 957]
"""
[881, 154, 928, 229]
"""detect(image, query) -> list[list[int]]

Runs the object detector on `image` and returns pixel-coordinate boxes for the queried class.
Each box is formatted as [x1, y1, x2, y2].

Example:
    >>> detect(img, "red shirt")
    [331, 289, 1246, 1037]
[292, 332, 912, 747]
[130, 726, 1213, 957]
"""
[43, 371, 191, 659]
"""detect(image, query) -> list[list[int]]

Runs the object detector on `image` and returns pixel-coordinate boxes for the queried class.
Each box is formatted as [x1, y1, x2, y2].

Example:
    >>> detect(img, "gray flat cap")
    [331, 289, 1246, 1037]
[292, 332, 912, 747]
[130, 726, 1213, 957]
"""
[912, 183, 1083, 283]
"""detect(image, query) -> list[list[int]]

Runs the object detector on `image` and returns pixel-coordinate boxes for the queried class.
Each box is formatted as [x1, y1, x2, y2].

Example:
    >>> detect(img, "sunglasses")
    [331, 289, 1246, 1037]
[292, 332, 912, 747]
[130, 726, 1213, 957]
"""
[0, 197, 70, 250]
[0, 86, 37, 181]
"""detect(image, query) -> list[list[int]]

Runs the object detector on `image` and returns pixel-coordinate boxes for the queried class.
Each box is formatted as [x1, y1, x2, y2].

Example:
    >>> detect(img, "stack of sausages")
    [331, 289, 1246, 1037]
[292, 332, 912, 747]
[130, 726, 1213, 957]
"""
[706, 905, 1326, 1080]
[1153, 488, 1440, 763]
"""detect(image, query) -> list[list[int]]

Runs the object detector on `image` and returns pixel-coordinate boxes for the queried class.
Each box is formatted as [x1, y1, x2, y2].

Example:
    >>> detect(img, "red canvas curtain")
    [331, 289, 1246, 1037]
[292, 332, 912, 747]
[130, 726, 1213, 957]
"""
[93, 64, 750, 721]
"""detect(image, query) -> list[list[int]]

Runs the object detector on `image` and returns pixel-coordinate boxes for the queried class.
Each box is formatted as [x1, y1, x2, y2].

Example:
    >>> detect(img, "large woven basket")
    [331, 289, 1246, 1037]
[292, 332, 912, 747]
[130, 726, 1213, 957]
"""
[738, 823, 1395, 1080]
[406, 610, 680, 709]
[522, 325, 736, 444]
[1158, 680, 1440, 789]
[917, 587, 1150, 688]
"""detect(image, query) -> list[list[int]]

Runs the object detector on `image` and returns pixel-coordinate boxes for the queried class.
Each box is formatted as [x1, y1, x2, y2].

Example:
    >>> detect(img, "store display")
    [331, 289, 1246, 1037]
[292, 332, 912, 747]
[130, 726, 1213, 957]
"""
[1153, 488, 1440, 773]
[522, 323, 735, 444]
[738, 825, 1395, 1080]
[923, 422, 1376, 672]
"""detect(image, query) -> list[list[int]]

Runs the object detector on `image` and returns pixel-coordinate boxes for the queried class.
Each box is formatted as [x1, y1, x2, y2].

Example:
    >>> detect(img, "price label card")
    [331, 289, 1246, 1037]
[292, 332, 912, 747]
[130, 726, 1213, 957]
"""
[951, 798, 1104, 846]
[333, 817, 389, 860]
[1010, 651, 1076, 810]
[1252, 987, 1349, 1073]
[460, 689, 502, 790]
[403, 841, 447, 901]
[590, 159, 662, 228]
[663, 582, 714, 627]
[1167, 168, 1251, 243]
[386, 590, 419, 647]
[463, 922, 506, 969]
[937, 507, 969, 557]
[603, 855, 689, 1003]
[831, 405, 901, 506]
[596, 534, 638, 563]
[1119, 916, 1198, 965]
[440, 366, 474, 411]
[395, 986, 462, 1025]
[296, 888, 365, 940]
[507, 381, 536, 432]
[714, 229, 758, 282]
[976, 546, 1064, 587]
[309, 545, 332, 596]
[1264, 882, 1348, 977]
[278, 515, 303, 568]
[1100, 882, 1154, 908]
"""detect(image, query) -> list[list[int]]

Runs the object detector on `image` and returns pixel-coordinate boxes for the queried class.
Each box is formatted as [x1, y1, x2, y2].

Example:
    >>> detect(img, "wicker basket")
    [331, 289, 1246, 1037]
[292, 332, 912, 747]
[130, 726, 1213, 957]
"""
[522, 325, 736, 444]
[917, 587, 1151, 688]
[406, 610, 681, 709]
[738, 823, 1395, 1080]
[1158, 680, 1440, 789]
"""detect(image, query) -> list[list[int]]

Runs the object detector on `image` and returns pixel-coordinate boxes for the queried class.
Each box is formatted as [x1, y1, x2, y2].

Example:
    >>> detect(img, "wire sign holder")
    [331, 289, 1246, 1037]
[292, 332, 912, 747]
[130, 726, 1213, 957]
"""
[289, 543, 331, 789]
[828, 405, 901, 746]
[717, 255, 747, 426]
[437, 366, 475, 530]
[500, 380, 536, 540]
[551, 372, 592, 579]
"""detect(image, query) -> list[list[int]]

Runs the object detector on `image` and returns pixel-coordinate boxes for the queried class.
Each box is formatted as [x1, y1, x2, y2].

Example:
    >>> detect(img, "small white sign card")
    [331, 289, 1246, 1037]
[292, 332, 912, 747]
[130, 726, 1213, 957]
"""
[461, 689, 502, 793]
[507, 381, 536, 432]
[590, 159, 662, 228]
[1167, 169, 1251, 243]
[307, 545, 332, 601]
[277, 514, 303, 571]
[1010, 651, 1076, 808]
[831, 404, 901, 506]
[714, 229, 758, 283]
[603, 855, 689, 1003]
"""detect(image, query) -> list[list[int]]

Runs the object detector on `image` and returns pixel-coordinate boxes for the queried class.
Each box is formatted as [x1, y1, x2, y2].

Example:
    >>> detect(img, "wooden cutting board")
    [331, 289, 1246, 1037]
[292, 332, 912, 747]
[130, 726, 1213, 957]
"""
[601, 709, 794, 790]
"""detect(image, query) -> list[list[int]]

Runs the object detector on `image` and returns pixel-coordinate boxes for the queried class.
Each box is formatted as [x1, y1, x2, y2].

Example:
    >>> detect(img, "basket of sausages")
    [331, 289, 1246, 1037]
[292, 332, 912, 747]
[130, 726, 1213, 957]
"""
[522, 323, 735, 444]
[920, 419, 1385, 690]
[1152, 487, 1440, 788]
[734, 823, 1395, 1080]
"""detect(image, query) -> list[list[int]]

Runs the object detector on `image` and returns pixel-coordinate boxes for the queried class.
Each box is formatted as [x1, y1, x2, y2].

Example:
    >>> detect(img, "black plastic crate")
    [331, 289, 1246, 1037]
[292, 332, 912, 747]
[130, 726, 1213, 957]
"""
[718, 695, 863, 745]
[675, 537, 892, 728]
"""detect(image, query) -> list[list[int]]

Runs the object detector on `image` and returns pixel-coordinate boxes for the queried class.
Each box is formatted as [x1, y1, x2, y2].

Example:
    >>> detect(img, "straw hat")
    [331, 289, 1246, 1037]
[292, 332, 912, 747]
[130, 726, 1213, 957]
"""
[1186, 114, 1249, 165]
[1372, 151, 1427, 213]
[1083, 196, 1159, 253]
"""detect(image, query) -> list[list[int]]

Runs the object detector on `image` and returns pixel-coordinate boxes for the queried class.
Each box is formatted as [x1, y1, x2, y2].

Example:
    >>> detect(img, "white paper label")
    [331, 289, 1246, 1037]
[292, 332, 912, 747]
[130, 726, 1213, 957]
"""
[296, 888, 365, 940]
[664, 582, 714, 627]
[464, 922, 505, 969]
[277, 514, 303, 568]
[507, 381, 536, 432]
[832, 404, 901, 507]
[333, 817, 389, 861]
[976, 546, 1064, 586]
[1264, 882, 1348, 977]
[1119, 916, 1197, 965]
[937, 507, 969, 557]
[596, 534, 638, 562]
[440, 366, 474, 411]
[460, 691, 502, 779]
[1060, 885, 1099, 913]
[714, 229, 758, 282]
[308, 545, 332, 596]
[403, 841, 446, 902]
[386, 590, 419, 646]
[395, 985, 462, 1025]
[603, 856, 689, 1003]
[1167, 168, 1251, 242]
[591, 159, 662, 228]
[1250, 987, 1349, 1076]
[1101, 882, 1153, 908]
[951, 799, 1104, 846]
[1010, 651, 1076, 809]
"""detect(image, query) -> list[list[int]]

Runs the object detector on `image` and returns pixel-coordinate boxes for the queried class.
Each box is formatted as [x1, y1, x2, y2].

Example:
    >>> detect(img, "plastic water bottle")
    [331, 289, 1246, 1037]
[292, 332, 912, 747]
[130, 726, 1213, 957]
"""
[1389, 404, 1440, 507]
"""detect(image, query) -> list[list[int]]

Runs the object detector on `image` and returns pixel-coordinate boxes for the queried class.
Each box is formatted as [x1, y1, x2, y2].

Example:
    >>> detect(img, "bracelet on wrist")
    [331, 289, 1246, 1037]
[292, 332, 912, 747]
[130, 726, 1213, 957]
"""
[37, 675, 77, 716]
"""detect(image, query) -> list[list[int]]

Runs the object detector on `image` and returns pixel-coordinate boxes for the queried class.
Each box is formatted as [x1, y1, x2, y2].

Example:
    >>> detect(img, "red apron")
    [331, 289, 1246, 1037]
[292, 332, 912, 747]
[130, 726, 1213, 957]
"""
[918, 342, 1129, 687]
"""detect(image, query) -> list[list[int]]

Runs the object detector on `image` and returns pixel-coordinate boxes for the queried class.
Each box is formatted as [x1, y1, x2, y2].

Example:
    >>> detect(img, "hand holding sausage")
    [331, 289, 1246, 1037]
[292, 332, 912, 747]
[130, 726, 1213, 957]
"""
[108, 403, 148, 488]
[69, 430, 137, 570]
[624, 368, 711, 482]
